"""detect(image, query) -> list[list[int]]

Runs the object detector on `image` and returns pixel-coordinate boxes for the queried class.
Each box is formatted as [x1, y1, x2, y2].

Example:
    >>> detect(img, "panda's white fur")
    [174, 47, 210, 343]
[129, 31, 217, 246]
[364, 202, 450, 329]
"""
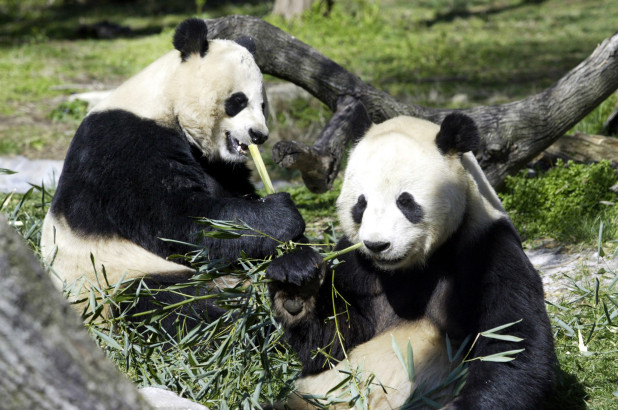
[41, 215, 194, 295]
[337, 116, 505, 271]
[286, 319, 451, 409]
[267, 114, 554, 409]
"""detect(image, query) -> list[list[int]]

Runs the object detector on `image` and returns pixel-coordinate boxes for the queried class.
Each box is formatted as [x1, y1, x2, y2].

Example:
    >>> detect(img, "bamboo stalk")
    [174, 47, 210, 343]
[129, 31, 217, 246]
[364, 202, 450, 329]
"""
[323, 242, 362, 261]
[249, 144, 275, 195]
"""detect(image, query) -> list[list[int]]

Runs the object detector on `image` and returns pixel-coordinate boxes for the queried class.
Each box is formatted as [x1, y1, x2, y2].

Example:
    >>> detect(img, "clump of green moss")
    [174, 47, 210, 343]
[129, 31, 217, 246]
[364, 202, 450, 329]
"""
[49, 99, 89, 124]
[500, 160, 618, 243]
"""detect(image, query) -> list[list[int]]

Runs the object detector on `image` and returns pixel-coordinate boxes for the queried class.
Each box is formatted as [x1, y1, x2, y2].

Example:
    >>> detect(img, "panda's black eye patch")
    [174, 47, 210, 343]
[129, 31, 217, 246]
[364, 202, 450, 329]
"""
[225, 92, 248, 117]
[397, 192, 423, 224]
[352, 194, 367, 224]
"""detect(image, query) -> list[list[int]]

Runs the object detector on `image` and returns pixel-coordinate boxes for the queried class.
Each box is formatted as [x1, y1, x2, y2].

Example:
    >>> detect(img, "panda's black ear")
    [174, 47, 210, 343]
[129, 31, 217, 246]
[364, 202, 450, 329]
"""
[173, 18, 209, 62]
[235, 36, 257, 55]
[436, 112, 480, 155]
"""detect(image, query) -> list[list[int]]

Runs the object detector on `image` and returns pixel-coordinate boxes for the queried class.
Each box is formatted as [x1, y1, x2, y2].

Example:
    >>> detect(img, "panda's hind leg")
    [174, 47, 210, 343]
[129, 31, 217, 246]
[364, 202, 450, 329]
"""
[288, 319, 452, 409]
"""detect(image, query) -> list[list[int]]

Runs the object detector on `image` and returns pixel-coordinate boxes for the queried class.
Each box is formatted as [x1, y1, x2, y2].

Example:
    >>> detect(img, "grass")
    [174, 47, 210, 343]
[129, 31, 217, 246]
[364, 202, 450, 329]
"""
[1, 0, 617, 157]
[547, 270, 618, 408]
[2, 0, 618, 408]
[500, 160, 618, 243]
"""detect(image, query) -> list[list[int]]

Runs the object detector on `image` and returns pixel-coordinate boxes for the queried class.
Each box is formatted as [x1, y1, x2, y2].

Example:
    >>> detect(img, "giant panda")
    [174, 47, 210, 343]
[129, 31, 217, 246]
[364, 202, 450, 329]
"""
[266, 113, 555, 409]
[40, 18, 305, 317]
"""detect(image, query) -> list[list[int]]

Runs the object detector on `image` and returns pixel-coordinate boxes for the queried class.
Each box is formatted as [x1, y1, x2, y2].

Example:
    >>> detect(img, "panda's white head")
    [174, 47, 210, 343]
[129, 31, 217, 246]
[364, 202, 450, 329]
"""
[93, 18, 269, 163]
[170, 18, 268, 162]
[337, 114, 498, 271]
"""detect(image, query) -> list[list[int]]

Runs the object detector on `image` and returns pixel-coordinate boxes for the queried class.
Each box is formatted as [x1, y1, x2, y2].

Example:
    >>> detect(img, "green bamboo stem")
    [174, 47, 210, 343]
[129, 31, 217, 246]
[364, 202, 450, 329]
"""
[249, 144, 275, 195]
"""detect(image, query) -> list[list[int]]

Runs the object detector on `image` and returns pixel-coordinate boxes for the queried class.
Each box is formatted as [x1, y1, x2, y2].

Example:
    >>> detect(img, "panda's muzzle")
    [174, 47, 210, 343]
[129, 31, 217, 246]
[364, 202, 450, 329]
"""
[226, 129, 268, 157]
[363, 240, 407, 269]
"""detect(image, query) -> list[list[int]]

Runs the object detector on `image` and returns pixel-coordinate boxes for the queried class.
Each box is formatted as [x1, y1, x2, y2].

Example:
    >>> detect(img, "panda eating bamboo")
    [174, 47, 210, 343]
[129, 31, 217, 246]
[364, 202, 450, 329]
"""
[266, 113, 555, 409]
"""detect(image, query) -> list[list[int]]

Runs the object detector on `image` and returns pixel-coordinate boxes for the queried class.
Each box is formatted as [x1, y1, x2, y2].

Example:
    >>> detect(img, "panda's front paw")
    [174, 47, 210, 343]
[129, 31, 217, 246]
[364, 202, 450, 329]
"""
[266, 246, 325, 287]
[266, 247, 325, 322]
[262, 192, 306, 241]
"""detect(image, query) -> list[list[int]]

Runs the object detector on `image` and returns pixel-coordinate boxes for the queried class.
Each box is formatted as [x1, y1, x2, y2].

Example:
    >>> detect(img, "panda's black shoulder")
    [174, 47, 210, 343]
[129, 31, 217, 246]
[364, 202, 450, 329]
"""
[64, 109, 254, 196]
[51, 109, 256, 236]
[450, 216, 543, 310]
[457, 217, 527, 268]
[59, 109, 199, 187]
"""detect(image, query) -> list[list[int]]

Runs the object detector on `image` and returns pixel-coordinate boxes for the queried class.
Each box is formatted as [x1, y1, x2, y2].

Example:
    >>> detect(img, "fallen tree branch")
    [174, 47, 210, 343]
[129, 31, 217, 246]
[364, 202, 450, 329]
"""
[538, 132, 618, 166]
[272, 95, 371, 192]
[207, 16, 618, 191]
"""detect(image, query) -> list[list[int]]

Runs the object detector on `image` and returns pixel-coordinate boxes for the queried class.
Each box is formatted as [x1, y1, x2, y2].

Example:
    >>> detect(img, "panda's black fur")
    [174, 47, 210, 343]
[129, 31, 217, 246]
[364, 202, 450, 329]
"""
[266, 113, 555, 409]
[41, 18, 305, 323]
[51, 109, 301, 262]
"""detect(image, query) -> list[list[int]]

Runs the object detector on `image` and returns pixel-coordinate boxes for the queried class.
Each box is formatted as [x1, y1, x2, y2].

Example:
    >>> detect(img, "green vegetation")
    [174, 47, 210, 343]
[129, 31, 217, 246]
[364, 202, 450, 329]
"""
[500, 160, 618, 243]
[2, 0, 618, 408]
[548, 269, 618, 409]
[49, 99, 89, 125]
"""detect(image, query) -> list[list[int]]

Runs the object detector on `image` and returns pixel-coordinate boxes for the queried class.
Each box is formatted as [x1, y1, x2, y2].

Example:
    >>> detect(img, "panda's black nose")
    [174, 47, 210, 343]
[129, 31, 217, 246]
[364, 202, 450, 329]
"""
[249, 128, 268, 145]
[364, 240, 390, 253]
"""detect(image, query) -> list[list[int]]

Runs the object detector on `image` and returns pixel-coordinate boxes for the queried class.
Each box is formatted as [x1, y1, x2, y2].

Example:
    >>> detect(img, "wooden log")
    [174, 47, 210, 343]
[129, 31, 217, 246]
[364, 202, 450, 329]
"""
[544, 132, 618, 164]
[0, 216, 151, 410]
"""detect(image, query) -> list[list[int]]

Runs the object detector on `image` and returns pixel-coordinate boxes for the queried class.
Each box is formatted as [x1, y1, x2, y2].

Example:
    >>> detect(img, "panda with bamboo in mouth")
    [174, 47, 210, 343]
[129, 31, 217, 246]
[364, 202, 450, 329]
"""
[40, 18, 305, 317]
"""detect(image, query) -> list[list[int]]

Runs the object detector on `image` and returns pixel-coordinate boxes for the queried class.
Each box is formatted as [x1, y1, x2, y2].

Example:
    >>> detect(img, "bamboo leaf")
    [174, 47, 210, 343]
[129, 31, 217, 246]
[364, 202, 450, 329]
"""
[553, 318, 575, 337]
[392, 335, 408, 376]
[478, 349, 525, 362]
[420, 395, 442, 409]
[91, 329, 123, 351]
[452, 334, 471, 362]
[597, 220, 604, 262]
[407, 340, 415, 382]
[480, 319, 523, 335]
[200, 230, 243, 239]
[609, 274, 618, 290]
[480, 333, 524, 342]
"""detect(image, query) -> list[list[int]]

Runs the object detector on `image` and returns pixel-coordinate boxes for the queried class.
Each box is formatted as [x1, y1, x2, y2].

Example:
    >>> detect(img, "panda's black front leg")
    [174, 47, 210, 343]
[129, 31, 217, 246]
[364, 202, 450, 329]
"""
[266, 246, 351, 374]
[266, 247, 326, 325]
[267, 246, 379, 375]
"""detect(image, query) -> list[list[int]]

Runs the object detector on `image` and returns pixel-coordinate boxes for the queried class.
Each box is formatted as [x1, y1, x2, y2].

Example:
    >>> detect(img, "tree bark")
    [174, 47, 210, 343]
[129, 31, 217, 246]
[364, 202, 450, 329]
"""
[538, 132, 618, 165]
[207, 16, 618, 191]
[0, 216, 150, 410]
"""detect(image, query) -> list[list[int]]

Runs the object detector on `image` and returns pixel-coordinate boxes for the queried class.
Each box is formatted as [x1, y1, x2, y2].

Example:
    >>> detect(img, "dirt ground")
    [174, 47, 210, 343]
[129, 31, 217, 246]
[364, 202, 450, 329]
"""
[527, 245, 618, 303]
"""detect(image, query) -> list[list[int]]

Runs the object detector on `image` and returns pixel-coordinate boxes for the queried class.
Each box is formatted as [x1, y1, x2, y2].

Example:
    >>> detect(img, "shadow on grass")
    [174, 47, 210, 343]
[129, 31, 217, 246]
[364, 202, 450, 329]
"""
[0, 0, 270, 42]
[544, 365, 587, 410]
[424, 0, 548, 28]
